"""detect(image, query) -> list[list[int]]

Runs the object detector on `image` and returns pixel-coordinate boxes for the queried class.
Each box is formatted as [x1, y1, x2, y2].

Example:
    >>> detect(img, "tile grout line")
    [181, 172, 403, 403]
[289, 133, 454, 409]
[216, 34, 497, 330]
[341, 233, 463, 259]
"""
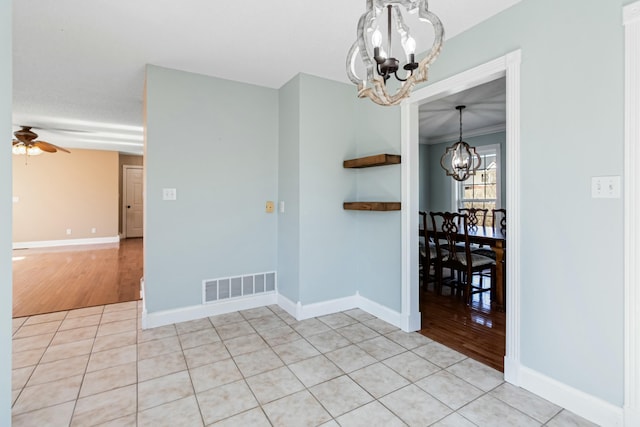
[69, 305, 104, 426]
[11, 309, 72, 416]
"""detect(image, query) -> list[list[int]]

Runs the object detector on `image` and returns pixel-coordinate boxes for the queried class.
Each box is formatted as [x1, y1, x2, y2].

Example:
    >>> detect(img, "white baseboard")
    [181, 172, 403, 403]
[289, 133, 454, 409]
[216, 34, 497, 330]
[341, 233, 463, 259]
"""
[13, 236, 120, 249]
[517, 364, 623, 426]
[276, 292, 404, 329]
[355, 292, 404, 329]
[296, 295, 359, 320]
[276, 293, 358, 320]
[147, 290, 404, 331]
[276, 293, 298, 319]
[141, 292, 278, 329]
[625, 407, 640, 426]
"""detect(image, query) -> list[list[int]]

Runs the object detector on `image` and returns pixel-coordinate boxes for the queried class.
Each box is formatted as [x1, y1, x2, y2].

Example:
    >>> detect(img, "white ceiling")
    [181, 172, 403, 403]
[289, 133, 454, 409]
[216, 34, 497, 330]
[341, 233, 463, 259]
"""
[419, 77, 506, 144]
[12, 0, 520, 155]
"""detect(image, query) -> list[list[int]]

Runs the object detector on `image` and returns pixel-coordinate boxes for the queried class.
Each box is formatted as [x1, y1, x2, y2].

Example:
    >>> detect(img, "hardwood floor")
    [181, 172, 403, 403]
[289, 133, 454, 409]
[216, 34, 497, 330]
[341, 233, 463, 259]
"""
[12, 238, 142, 318]
[419, 281, 506, 372]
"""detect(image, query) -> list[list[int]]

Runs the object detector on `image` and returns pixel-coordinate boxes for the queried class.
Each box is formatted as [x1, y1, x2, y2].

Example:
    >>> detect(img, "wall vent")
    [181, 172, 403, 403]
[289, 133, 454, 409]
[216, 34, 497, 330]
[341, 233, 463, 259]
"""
[203, 271, 276, 303]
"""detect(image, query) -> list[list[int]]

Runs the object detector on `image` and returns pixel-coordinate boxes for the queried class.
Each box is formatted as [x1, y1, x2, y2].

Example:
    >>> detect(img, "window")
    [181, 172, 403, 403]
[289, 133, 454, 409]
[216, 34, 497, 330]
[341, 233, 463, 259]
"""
[455, 144, 501, 227]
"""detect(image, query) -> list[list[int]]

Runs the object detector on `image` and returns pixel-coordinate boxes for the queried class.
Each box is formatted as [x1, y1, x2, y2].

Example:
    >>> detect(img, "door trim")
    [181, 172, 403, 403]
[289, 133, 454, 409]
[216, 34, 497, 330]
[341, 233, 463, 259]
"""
[122, 165, 143, 239]
[624, 2, 640, 424]
[400, 51, 522, 383]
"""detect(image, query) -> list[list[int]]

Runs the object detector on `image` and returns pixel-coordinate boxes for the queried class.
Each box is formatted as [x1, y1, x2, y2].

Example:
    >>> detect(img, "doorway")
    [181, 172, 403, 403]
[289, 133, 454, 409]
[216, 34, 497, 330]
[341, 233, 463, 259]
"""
[417, 77, 506, 371]
[400, 50, 522, 383]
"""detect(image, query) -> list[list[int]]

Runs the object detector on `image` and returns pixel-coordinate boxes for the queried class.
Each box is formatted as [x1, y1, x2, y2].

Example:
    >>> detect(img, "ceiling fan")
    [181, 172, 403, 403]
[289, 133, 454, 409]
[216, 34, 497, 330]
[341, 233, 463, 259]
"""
[12, 126, 71, 156]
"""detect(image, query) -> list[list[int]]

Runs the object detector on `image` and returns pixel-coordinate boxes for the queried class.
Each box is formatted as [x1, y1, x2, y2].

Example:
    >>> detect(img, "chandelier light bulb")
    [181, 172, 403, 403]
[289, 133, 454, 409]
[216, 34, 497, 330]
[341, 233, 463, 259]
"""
[402, 35, 416, 56]
[372, 29, 383, 48]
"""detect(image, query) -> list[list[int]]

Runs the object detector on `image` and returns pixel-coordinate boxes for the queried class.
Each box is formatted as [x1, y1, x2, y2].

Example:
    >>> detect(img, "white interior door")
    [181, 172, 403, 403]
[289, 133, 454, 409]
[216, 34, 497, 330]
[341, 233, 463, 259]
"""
[124, 166, 143, 238]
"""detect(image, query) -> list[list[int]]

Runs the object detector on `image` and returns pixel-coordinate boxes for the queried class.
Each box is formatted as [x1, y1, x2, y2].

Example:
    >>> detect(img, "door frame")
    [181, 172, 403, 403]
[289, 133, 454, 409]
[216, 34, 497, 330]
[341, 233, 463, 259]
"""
[624, 2, 640, 424]
[122, 165, 143, 239]
[400, 50, 522, 383]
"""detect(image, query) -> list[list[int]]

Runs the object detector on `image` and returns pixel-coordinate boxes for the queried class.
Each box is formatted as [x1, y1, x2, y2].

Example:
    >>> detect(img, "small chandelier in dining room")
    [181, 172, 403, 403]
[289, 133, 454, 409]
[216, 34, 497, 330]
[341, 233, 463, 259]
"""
[346, 0, 444, 106]
[440, 105, 481, 181]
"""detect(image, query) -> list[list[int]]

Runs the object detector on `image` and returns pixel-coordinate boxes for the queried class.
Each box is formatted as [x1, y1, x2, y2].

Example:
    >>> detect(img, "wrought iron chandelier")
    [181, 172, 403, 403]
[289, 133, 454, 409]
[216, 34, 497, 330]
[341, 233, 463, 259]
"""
[346, 0, 444, 106]
[440, 105, 481, 181]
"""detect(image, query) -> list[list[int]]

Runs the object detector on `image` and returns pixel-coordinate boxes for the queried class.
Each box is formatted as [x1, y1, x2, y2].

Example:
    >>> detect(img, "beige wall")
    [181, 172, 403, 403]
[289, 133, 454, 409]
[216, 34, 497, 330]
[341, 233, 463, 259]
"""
[118, 154, 143, 234]
[12, 149, 119, 243]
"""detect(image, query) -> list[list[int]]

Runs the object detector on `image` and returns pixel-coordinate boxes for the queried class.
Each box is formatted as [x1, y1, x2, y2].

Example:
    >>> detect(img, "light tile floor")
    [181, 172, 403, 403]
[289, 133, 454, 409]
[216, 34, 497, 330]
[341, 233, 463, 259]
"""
[11, 301, 599, 426]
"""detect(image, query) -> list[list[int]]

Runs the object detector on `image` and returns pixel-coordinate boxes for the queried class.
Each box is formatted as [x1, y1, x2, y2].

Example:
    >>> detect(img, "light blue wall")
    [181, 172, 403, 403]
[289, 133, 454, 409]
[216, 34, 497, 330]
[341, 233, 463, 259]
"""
[276, 73, 400, 308]
[0, 1, 11, 424]
[277, 76, 301, 303]
[422, 0, 626, 404]
[144, 65, 279, 312]
[423, 132, 506, 212]
[144, 66, 399, 312]
[353, 102, 402, 311]
[297, 74, 359, 303]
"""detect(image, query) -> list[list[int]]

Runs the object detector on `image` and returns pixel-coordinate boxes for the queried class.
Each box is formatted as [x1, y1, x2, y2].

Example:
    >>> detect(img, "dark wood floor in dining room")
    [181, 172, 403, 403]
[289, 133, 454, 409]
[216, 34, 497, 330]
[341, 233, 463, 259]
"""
[12, 238, 142, 318]
[419, 281, 506, 372]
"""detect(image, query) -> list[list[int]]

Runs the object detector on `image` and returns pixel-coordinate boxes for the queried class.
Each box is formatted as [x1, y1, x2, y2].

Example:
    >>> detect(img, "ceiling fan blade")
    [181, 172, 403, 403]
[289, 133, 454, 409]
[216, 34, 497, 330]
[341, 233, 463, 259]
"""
[12, 139, 20, 146]
[35, 140, 70, 153]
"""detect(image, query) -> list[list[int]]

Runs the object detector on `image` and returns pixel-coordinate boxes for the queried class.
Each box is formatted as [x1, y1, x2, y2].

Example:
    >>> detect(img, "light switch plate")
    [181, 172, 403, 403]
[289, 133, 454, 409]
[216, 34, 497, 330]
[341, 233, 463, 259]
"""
[162, 188, 177, 200]
[592, 176, 621, 198]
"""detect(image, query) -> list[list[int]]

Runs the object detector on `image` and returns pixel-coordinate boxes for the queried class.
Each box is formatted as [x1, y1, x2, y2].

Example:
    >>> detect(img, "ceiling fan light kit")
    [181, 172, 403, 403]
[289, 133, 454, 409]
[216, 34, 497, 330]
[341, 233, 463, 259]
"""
[11, 126, 70, 163]
[346, 0, 444, 106]
[12, 144, 42, 156]
[440, 105, 482, 181]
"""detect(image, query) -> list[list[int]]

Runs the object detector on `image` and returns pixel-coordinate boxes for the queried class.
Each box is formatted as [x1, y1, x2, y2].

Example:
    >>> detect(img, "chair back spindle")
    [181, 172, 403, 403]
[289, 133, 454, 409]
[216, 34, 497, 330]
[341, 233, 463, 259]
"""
[458, 208, 488, 230]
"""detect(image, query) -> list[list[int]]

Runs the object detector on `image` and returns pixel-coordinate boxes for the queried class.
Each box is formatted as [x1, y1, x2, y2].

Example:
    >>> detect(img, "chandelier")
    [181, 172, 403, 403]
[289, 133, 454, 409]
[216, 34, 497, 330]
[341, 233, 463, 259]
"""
[346, 0, 444, 106]
[440, 105, 481, 181]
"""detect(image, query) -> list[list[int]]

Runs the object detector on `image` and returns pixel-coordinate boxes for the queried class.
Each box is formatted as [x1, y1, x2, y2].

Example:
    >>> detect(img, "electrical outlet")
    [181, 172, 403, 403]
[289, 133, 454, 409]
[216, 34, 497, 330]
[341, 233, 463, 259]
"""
[279, 201, 285, 213]
[91, 227, 96, 234]
[66, 229, 72, 235]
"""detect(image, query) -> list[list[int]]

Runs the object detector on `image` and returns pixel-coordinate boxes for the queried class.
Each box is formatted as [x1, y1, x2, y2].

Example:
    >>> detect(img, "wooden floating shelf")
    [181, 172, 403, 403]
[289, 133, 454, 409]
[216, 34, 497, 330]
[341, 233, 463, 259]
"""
[343, 154, 401, 169]
[343, 202, 401, 211]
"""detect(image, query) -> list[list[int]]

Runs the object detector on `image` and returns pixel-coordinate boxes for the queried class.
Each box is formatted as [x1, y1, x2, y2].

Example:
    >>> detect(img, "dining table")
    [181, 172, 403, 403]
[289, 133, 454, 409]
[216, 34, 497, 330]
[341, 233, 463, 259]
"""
[421, 225, 506, 311]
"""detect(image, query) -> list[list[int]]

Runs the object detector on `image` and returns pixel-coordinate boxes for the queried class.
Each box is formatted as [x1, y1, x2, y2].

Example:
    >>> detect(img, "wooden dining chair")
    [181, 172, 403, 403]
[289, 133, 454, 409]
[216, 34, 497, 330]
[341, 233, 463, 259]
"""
[430, 211, 496, 306]
[473, 208, 506, 260]
[419, 211, 444, 290]
[472, 208, 506, 304]
[458, 207, 488, 230]
[492, 208, 506, 232]
[419, 211, 428, 283]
